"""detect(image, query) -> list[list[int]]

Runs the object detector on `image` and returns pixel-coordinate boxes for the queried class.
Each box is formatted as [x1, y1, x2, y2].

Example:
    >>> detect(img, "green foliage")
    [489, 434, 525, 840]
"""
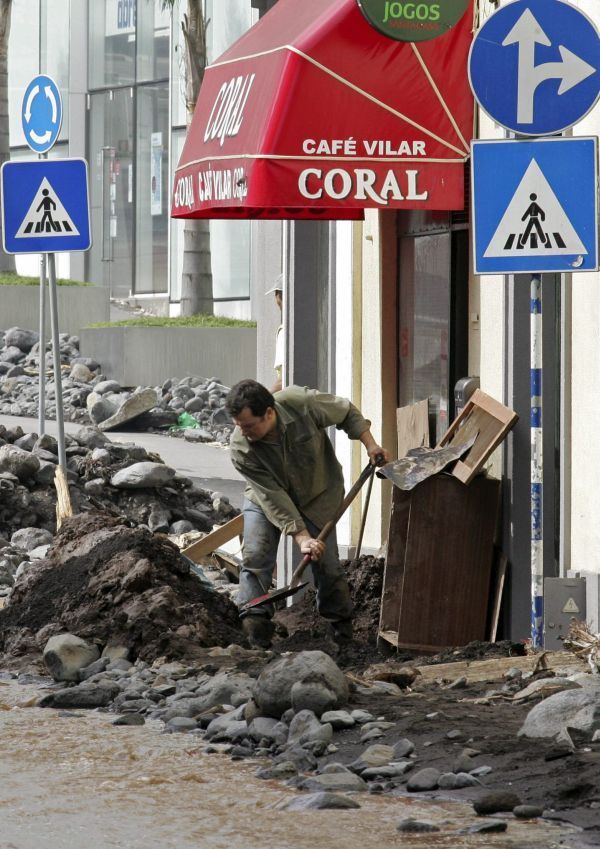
[88, 314, 256, 329]
[0, 273, 91, 286]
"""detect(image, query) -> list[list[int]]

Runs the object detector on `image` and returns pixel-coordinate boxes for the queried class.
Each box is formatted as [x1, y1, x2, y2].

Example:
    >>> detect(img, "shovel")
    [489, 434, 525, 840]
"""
[240, 460, 378, 611]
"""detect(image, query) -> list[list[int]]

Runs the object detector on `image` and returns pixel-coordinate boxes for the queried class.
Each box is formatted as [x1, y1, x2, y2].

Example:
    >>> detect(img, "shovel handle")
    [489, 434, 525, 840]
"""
[289, 460, 376, 587]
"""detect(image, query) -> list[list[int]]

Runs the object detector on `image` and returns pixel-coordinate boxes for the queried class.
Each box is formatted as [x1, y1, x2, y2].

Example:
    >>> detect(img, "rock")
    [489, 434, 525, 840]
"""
[247, 717, 288, 746]
[473, 790, 522, 814]
[5, 327, 39, 353]
[113, 714, 145, 726]
[101, 645, 131, 662]
[513, 677, 581, 702]
[277, 793, 361, 811]
[10, 527, 53, 552]
[95, 380, 122, 395]
[392, 738, 415, 759]
[460, 821, 507, 835]
[38, 681, 120, 709]
[89, 398, 118, 425]
[193, 671, 255, 711]
[518, 685, 600, 739]
[44, 634, 101, 682]
[320, 710, 356, 729]
[165, 716, 198, 733]
[349, 744, 395, 772]
[291, 677, 339, 717]
[406, 767, 441, 792]
[397, 819, 440, 833]
[204, 708, 247, 743]
[287, 710, 333, 748]
[513, 804, 544, 819]
[300, 772, 367, 793]
[98, 388, 159, 431]
[0, 444, 40, 481]
[79, 657, 110, 681]
[253, 651, 349, 719]
[361, 762, 413, 779]
[110, 462, 177, 489]
[256, 761, 298, 780]
[73, 426, 110, 449]
[70, 363, 94, 383]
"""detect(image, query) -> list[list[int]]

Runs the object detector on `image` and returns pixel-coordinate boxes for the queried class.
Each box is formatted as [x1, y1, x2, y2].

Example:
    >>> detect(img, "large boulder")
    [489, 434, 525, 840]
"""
[4, 327, 39, 353]
[43, 633, 101, 682]
[0, 444, 40, 481]
[10, 527, 53, 553]
[253, 651, 349, 719]
[518, 684, 600, 739]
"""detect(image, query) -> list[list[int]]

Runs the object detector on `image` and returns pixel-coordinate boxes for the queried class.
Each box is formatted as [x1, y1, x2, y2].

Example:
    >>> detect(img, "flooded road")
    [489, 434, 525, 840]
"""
[0, 679, 580, 849]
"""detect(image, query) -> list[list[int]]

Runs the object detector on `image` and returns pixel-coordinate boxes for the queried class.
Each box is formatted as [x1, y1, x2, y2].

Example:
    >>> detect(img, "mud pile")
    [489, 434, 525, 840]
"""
[0, 512, 243, 663]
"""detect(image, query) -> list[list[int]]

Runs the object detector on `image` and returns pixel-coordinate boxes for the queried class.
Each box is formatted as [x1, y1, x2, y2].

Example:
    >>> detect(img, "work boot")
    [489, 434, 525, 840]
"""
[331, 619, 353, 643]
[241, 615, 274, 649]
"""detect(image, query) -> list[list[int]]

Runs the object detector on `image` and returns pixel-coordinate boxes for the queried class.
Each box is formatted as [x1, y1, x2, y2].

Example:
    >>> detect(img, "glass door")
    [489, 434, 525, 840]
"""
[88, 88, 134, 299]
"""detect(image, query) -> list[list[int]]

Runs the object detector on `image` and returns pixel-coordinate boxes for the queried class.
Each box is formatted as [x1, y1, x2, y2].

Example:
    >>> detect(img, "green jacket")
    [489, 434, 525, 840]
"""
[229, 385, 370, 534]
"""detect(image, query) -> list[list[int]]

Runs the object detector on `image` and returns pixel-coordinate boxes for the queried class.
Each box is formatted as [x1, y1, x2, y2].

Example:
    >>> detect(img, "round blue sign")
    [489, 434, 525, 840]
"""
[469, 0, 600, 136]
[21, 75, 63, 154]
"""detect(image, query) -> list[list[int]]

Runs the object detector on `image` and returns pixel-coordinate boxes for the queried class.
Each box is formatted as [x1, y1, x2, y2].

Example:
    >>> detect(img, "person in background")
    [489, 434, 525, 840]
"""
[265, 274, 283, 392]
[224, 379, 390, 649]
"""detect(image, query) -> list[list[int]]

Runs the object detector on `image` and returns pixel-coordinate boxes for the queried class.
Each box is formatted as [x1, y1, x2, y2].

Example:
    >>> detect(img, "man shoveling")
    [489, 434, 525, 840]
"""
[225, 379, 390, 649]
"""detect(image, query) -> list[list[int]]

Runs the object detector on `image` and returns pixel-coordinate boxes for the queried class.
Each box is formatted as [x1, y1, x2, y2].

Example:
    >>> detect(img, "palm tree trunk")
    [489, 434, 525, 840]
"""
[0, 0, 15, 272]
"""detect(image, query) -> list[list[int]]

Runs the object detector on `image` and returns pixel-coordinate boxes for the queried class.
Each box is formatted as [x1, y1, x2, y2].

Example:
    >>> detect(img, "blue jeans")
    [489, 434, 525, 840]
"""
[238, 499, 353, 623]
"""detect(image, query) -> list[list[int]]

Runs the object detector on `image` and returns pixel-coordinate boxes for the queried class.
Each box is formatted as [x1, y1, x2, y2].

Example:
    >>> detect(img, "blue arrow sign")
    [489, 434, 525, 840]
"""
[472, 137, 598, 274]
[21, 75, 63, 154]
[469, 0, 600, 136]
[1, 159, 91, 254]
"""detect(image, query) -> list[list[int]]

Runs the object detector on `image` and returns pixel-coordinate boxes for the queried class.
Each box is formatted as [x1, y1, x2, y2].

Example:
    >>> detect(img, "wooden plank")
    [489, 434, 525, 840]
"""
[395, 474, 500, 650]
[182, 514, 244, 562]
[396, 400, 430, 459]
[488, 552, 508, 642]
[437, 389, 518, 485]
[378, 487, 411, 636]
[414, 651, 587, 685]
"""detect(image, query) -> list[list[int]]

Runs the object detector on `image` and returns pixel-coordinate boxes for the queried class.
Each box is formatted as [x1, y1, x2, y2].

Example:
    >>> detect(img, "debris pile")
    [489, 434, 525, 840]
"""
[0, 326, 234, 443]
[0, 422, 238, 600]
[0, 512, 243, 661]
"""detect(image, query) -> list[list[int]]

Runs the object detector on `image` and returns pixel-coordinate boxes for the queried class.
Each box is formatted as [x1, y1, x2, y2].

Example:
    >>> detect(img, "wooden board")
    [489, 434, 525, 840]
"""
[436, 389, 518, 484]
[413, 651, 586, 685]
[488, 552, 508, 643]
[396, 400, 430, 459]
[182, 514, 243, 562]
[380, 474, 501, 653]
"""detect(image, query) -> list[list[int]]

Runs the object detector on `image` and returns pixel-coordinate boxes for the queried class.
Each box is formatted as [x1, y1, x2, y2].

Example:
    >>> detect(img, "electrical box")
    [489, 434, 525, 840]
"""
[454, 376, 480, 416]
[544, 577, 586, 650]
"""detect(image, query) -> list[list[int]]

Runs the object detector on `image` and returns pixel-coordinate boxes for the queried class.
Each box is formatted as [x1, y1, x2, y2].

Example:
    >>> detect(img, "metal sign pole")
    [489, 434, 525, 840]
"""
[38, 253, 47, 436]
[47, 252, 67, 469]
[530, 275, 543, 648]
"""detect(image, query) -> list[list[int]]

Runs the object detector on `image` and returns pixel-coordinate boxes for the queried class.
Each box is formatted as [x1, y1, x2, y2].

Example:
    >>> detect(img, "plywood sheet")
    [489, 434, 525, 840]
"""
[437, 389, 517, 484]
[396, 399, 430, 459]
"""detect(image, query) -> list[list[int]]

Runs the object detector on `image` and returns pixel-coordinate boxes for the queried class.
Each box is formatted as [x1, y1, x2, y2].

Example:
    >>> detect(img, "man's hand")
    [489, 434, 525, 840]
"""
[293, 529, 325, 561]
[359, 430, 391, 465]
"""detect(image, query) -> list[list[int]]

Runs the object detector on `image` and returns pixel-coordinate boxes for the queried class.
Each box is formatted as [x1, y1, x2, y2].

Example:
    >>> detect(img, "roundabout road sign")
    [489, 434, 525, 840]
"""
[21, 75, 63, 154]
[469, 0, 600, 136]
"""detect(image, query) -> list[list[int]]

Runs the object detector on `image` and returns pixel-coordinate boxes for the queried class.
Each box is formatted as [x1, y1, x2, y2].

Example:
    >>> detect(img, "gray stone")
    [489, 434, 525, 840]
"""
[73, 426, 110, 449]
[460, 821, 507, 835]
[518, 685, 600, 739]
[320, 710, 355, 729]
[38, 681, 120, 709]
[79, 657, 110, 681]
[253, 651, 349, 719]
[98, 388, 158, 431]
[110, 461, 176, 489]
[473, 790, 522, 814]
[14, 433, 37, 452]
[513, 804, 544, 819]
[513, 677, 581, 702]
[361, 761, 413, 779]
[70, 363, 95, 383]
[397, 819, 440, 833]
[406, 767, 441, 792]
[278, 793, 361, 811]
[349, 744, 395, 772]
[193, 671, 255, 711]
[205, 710, 247, 742]
[287, 710, 333, 748]
[101, 645, 132, 662]
[247, 717, 288, 746]
[113, 714, 145, 726]
[350, 710, 374, 723]
[44, 634, 101, 682]
[256, 761, 298, 780]
[95, 380, 122, 395]
[166, 716, 198, 733]
[5, 327, 39, 352]
[392, 738, 415, 758]
[10, 527, 53, 552]
[0, 444, 40, 481]
[89, 398, 118, 425]
[170, 520, 195, 535]
[291, 677, 339, 717]
[300, 772, 367, 793]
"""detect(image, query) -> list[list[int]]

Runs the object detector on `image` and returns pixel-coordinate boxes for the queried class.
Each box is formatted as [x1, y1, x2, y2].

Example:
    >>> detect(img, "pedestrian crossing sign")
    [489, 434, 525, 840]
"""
[1, 158, 91, 254]
[472, 137, 598, 275]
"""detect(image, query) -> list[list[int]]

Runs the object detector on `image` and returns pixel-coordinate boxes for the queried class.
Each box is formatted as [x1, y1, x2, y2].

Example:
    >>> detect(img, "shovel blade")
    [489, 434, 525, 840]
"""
[240, 581, 309, 611]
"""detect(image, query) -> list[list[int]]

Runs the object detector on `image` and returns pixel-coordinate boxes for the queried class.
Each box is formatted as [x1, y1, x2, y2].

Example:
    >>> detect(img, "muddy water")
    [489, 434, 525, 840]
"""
[0, 680, 578, 849]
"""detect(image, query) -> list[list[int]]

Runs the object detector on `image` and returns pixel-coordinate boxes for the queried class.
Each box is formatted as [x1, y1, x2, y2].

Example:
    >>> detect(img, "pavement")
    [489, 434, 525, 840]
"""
[0, 413, 246, 509]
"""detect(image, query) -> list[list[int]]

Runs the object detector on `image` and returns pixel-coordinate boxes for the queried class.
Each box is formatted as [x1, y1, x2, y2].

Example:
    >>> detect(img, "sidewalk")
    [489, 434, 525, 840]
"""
[0, 414, 245, 509]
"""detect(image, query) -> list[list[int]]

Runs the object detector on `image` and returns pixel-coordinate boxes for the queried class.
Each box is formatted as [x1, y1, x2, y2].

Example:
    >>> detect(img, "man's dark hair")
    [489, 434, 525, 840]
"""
[225, 379, 275, 417]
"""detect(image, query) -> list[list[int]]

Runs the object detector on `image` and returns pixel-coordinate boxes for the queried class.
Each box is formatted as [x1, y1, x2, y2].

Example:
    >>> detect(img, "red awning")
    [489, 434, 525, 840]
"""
[171, 0, 474, 221]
